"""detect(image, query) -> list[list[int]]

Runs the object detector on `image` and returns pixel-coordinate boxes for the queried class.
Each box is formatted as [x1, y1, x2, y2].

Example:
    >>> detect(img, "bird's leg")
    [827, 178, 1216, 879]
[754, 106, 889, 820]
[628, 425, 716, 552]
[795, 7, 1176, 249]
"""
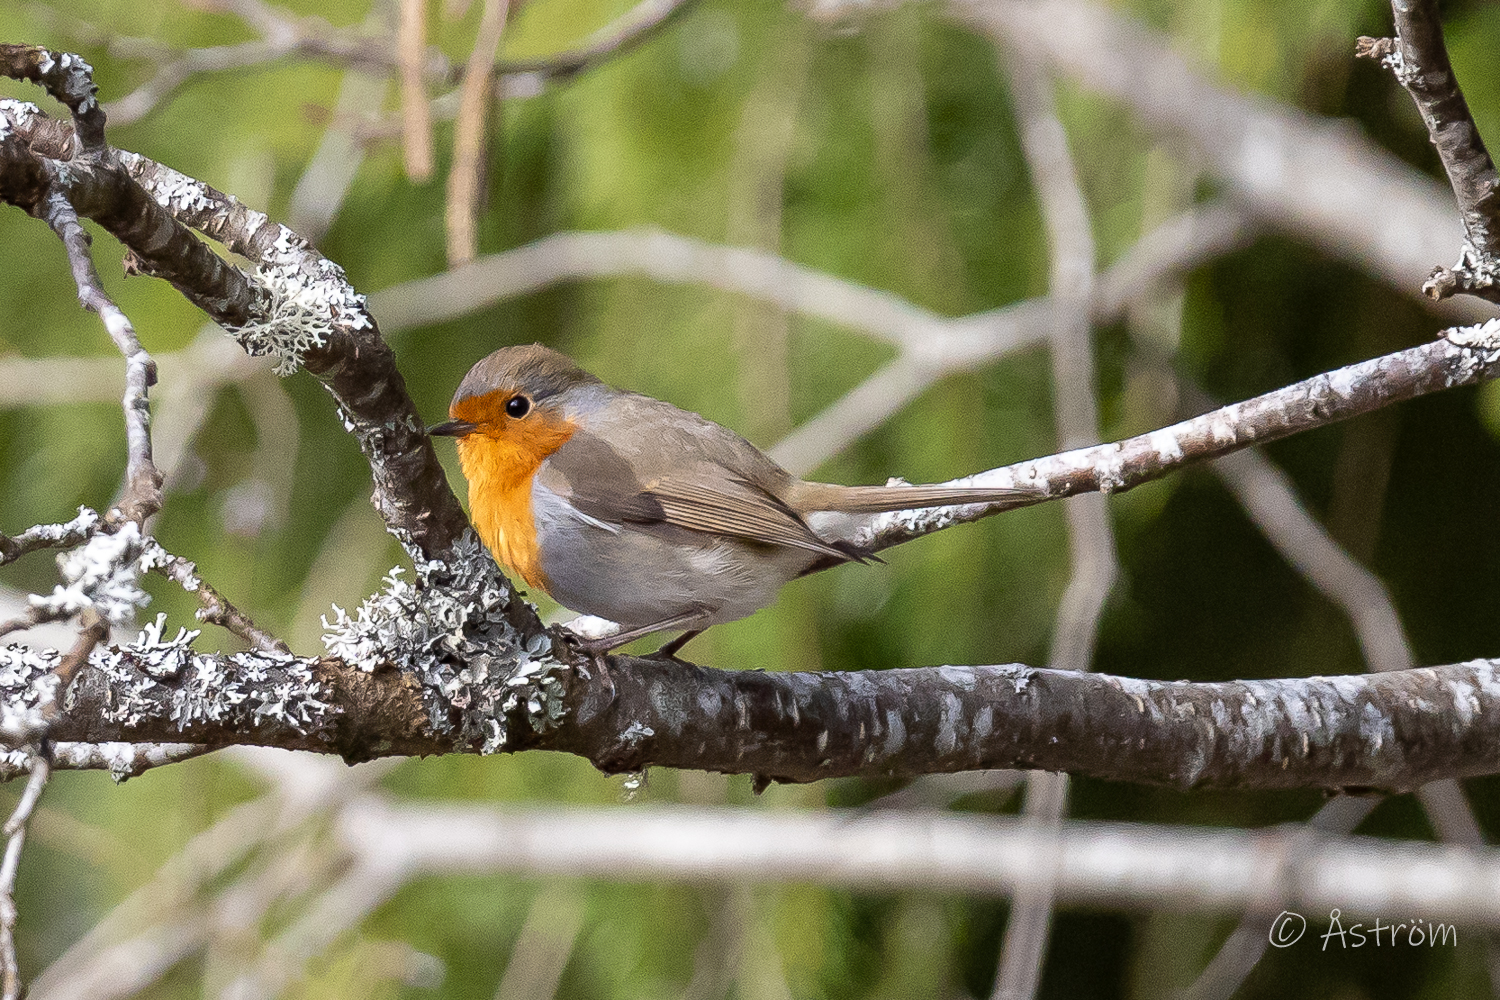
[650, 629, 702, 663]
[565, 607, 712, 663]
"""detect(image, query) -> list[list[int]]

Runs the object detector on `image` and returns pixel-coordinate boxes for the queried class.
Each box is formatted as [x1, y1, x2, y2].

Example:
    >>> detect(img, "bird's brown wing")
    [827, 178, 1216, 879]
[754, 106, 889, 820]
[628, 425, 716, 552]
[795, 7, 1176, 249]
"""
[540, 427, 861, 561]
[645, 476, 865, 561]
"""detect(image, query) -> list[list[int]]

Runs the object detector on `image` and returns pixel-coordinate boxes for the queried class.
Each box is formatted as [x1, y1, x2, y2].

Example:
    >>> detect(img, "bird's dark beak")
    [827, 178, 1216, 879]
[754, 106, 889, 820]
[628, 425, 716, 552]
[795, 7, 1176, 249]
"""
[427, 419, 478, 438]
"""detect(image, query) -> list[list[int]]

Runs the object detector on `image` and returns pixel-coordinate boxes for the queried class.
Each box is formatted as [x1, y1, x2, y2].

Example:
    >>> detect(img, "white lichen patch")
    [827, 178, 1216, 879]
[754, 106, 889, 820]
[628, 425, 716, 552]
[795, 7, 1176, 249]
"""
[132, 613, 198, 679]
[28, 522, 164, 626]
[0, 99, 39, 126]
[1443, 316, 1500, 354]
[9, 506, 99, 552]
[0, 645, 60, 742]
[120, 152, 218, 216]
[2, 615, 335, 746]
[0, 98, 40, 139]
[228, 245, 371, 376]
[1094, 444, 1128, 494]
[322, 530, 564, 753]
[83, 640, 333, 736]
[116, 158, 372, 378]
[49, 51, 98, 111]
[1145, 429, 1184, 465]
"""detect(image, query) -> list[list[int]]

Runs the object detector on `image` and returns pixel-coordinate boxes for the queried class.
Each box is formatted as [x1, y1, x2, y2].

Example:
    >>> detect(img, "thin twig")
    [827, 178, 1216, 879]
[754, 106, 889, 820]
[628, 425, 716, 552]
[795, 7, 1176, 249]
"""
[493, 0, 701, 79]
[0, 509, 100, 568]
[991, 49, 1112, 1000]
[861, 320, 1500, 553]
[39, 190, 162, 524]
[398, 0, 434, 181]
[150, 555, 290, 654]
[0, 755, 49, 1000]
[1356, 1, 1500, 302]
[45, 611, 109, 718]
[446, 0, 510, 267]
[0, 742, 208, 782]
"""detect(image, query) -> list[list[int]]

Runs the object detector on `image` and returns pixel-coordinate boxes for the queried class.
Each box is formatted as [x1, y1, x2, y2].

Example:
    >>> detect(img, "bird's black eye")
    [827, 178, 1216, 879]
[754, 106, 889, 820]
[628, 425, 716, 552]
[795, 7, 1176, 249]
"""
[505, 395, 531, 418]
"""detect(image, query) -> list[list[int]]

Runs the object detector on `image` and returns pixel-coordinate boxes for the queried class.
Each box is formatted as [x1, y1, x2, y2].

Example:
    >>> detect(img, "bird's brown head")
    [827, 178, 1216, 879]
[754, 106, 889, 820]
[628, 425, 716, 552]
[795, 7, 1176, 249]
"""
[429, 344, 605, 587]
[429, 343, 602, 483]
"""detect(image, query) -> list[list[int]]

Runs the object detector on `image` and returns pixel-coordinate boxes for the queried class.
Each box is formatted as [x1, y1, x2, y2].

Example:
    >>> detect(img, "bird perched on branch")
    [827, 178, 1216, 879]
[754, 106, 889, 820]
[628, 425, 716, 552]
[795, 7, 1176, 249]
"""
[430, 344, 1033, 657]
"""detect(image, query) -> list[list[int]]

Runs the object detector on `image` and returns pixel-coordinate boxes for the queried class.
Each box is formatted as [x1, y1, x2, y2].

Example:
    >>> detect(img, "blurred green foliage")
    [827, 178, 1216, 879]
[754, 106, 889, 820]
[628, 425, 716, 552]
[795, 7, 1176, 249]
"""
[4, 0, 1500, 996]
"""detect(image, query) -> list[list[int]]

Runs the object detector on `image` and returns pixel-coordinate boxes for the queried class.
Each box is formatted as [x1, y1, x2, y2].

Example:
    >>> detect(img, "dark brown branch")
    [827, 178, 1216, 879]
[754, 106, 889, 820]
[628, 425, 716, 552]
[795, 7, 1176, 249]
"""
[22, 643, 1500, 793]
[535, 655, 1500, 792]
[0, 94, 469, 561]
[8, 41, 1500, 805]
[1357, 1, 1500, 303]
[0, 108, 254, 327]
[115, 154, 473, 559]
[0, 44, 106, 153]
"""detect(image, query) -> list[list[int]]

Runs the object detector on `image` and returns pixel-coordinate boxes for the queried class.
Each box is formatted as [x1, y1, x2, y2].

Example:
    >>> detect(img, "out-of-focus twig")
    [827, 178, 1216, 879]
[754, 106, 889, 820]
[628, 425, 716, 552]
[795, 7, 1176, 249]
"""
[1212, 448, 1412, 675]
[398, 0, 434, 181]
[494, 0, 701, 79]
[991, 50, 1113, 1000]
[338, 798, 1500, 922]
[30, 752, 398, 1000]
[0, 757, 49, 1000]
[285, 4, 396, 244]
[446, 0, 510, 267]
[1179, 795, 1381, 1000]
[492, 886, 586, 1000]
[91, 4, 398, 126]
[726, 18, 810, 442]
[771, 205, 1252, 476]
[940, 0, 1486, 320]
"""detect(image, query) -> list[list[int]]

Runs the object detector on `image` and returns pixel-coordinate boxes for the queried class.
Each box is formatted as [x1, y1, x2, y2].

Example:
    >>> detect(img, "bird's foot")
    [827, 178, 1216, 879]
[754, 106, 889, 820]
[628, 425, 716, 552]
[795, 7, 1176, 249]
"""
[643, 629, 703, 664]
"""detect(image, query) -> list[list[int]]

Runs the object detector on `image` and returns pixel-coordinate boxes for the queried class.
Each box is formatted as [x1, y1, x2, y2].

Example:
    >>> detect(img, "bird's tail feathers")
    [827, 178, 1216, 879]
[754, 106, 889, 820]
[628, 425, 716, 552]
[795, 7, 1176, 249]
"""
[797, 481, 1039, 514]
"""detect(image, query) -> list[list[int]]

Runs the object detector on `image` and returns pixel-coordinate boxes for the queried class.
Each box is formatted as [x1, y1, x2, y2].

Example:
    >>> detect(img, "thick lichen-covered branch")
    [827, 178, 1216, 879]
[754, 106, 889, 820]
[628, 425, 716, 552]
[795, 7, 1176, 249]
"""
[9, 631, 1500, 792]
[0, 78, 468, 560]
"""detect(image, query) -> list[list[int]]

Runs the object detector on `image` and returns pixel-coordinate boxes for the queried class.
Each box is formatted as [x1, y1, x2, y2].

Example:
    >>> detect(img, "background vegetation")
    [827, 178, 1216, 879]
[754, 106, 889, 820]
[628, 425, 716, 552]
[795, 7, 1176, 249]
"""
[3, 0, 1499, 995]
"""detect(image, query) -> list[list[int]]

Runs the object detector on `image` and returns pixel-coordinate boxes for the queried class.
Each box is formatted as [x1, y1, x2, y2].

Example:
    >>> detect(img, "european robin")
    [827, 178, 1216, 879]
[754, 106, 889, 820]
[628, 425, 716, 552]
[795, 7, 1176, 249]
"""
[429, 344, 1033, 655]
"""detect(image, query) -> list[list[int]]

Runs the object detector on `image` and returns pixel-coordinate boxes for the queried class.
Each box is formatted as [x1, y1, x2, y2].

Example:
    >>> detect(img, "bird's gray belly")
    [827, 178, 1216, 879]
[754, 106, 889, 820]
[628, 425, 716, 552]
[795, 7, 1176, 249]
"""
[531, 482, 814, 629]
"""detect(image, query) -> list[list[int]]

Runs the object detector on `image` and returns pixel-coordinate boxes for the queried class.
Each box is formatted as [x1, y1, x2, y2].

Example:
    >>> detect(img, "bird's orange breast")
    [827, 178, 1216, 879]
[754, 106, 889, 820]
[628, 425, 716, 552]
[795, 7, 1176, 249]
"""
[450, 390, 577, 591]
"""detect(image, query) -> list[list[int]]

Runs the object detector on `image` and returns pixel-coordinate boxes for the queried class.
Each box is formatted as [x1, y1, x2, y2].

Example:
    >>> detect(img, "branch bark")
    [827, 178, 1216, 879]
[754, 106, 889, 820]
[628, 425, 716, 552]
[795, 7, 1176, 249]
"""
[9, 639, 1500, 792]
[1357, 2, 1500, 303]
